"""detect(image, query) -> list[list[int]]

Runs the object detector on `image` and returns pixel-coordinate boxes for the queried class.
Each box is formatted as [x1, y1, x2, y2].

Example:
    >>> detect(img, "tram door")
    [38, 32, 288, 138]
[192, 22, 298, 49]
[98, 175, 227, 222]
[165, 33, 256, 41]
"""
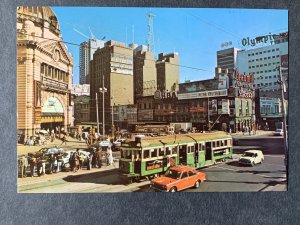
[205, 142, 212, 161]
[179, 145, 187, 165]
[194, 143, 199, 164]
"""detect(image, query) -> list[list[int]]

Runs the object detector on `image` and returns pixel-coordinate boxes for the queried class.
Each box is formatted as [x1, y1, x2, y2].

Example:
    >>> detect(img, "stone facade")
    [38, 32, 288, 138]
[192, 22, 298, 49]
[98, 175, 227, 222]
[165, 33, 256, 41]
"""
[17, 7, 74, 136]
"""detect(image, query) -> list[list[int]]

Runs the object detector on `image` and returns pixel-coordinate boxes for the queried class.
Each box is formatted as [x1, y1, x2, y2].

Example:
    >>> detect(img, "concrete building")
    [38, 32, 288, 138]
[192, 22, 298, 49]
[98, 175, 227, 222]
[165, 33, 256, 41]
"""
[90, 40, 134, 134]
[236, 39, 288, 92]
[131, 44, 157, 100]
[79, 39, 105, 84]
[17, 6, 74, 136]
[72, 84, 90, 125]
[156, 53, 179, 92]
[217, 48, 240, 87]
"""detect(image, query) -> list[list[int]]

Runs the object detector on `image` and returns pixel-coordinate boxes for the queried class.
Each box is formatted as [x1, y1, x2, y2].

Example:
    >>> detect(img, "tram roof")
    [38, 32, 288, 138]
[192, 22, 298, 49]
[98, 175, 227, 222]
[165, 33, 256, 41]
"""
[122, 132, 232, 150]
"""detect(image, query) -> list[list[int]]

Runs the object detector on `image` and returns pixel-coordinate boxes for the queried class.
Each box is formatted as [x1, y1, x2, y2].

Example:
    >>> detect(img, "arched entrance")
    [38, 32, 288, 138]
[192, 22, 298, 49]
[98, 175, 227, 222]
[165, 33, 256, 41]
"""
[41, 97, 64, 132]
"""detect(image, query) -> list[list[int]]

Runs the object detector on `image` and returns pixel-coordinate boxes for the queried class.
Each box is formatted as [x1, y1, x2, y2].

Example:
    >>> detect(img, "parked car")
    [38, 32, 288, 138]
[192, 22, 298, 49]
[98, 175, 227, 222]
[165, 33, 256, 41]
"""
[150, 165, 206, 192]
[37, 147, 64, 155]
[238, 150, 264, 166]
[273, 129, 284, 136]
[61, 149, 89, 171]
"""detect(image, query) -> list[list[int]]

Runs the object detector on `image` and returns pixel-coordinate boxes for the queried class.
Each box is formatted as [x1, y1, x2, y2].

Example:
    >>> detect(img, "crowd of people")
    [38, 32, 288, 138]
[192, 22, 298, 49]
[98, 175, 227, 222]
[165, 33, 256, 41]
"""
[18, 147, 115, 178]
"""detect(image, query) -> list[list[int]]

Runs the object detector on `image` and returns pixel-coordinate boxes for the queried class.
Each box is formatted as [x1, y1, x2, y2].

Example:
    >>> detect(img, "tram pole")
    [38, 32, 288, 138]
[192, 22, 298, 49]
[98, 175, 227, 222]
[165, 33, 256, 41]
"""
[278, 66, 288, 169]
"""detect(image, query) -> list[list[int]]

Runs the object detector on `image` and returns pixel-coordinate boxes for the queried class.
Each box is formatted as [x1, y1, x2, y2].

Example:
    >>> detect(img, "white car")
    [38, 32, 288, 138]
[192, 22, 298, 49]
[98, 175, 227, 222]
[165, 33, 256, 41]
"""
[273, 129, 284, 136]
[238, 150, 264, 166]
[61, 150, 89, 170]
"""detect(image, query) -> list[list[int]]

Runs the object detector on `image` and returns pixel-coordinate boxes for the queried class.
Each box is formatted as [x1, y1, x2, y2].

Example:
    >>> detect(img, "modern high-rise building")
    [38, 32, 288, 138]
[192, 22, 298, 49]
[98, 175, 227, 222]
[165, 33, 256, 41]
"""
[236, 38, 288, 92]
[156, 53, 179, 92]
[217, 48, 240, 87]
[79, 39, 105, 84]
[131, 44, 157, 100]
[90, 40, 134, 134]
[17, 6, 74, 136]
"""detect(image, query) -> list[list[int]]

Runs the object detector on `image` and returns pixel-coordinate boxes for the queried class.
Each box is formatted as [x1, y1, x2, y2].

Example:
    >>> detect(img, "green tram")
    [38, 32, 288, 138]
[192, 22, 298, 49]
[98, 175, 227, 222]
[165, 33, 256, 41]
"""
[119, 132, 233, 183]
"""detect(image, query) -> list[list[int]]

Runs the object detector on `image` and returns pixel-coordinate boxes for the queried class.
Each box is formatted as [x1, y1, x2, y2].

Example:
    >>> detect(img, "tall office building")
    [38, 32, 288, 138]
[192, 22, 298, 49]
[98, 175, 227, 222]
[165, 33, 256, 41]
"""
[79, 39, 105, 84]
[156, 53, 179, 91]
[236, 38, 288, 92]
[131, 44, 157, 100]
[217, 48, 240, 87]
[90, 40, 134, 134]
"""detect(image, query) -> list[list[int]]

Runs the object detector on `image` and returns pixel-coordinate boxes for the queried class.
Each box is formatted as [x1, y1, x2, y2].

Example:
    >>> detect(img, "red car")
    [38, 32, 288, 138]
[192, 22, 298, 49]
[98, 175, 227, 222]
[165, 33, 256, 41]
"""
[150, 165, 206, 192]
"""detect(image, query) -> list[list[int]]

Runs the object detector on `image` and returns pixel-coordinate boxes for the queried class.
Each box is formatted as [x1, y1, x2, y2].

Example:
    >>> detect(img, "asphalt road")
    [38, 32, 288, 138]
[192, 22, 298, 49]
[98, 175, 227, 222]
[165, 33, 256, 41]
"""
[18, 133, 286, 193]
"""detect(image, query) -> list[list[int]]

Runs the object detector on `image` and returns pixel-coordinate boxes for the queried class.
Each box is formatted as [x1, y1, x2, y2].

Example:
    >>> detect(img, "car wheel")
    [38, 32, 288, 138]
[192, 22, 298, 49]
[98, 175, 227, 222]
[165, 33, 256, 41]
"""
[170, 187, 177, 192]
[194, 180, 200, 188]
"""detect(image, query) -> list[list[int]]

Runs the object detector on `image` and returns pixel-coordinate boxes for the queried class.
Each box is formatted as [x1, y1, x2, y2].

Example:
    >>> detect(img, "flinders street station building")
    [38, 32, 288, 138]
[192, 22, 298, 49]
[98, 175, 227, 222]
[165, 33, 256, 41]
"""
[17, 7, 74, 136]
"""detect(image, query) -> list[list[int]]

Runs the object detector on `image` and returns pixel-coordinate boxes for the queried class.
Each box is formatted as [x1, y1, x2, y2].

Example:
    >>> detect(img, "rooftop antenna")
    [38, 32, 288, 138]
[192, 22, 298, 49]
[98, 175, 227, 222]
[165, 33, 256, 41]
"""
[147, 11, 155, 54]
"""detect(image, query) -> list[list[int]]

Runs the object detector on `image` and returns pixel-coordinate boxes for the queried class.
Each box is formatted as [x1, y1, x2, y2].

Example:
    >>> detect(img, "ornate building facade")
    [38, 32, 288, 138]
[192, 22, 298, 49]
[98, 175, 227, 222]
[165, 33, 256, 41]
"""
[17, 7, 74, 136]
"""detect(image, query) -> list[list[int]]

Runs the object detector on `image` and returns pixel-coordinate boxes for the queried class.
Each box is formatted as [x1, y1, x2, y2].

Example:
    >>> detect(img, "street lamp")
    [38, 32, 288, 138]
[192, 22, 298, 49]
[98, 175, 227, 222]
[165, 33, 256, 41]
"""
[111, 96, 114, 139]
[99, 87, 107, 136]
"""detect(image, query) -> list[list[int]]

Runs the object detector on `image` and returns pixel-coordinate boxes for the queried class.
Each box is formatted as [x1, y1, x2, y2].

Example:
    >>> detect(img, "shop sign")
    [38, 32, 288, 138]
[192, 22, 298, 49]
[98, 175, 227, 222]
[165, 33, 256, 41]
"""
[238, 89, 254, 98]
[241, 32, 288, 47]
[189, 107, 206, 113]
[221, 99, 229, 114]
[154, 90, 177, 100]
[178, 89, 227, 100]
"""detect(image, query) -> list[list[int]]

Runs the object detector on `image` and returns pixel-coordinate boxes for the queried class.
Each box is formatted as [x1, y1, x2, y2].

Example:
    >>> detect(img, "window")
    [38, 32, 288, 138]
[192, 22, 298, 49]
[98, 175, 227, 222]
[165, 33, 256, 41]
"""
[144, 150, 150, 159]
[224, 140, 228, 146]
[150, 149, 157, 158]
[269, 76, 272, 79]
[276, 48, 279, 51]
[268, 50, 271, 53]
[166, 147, 171, 155]
[188, 171, 196, 176]
[268, 57, 271, 59]
[259, 52, 262, 54]
[181, 172, 188, 179]
[172, 147, 177, 154]
[159, 148, 164, 156]
[190, 145, 195, 153]
[272, 49, 275, 52]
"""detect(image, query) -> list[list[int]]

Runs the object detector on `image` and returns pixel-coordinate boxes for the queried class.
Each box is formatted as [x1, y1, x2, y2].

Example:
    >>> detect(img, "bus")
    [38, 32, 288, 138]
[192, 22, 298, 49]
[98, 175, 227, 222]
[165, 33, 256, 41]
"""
[119, 132, 233, 183]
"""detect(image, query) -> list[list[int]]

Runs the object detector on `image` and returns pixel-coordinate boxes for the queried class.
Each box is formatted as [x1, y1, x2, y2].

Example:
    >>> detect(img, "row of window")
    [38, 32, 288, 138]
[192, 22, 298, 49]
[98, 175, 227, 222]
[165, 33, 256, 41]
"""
[249, 61, 280, 70]
[248, 55, 280, 63]
[253, 82, 279, 87]
[41, 63, 69, 83]
[261, 105, 280, 114]
[256, 75, 280, 80]
[248, 48, 280, 57]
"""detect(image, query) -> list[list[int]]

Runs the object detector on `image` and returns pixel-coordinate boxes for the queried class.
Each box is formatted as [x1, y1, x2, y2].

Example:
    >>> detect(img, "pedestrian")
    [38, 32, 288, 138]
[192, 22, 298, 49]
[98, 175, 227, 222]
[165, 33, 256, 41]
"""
[242, 127, 245, 135]
[248, 126, 251, 136]
[56, 154, 62, 173]
[29, 156, 36, 177]
[69, 152, 74, 172]
[92, 149, 97, 168]
[79, 153, 84, 170]
[36, 157, 42, 176]
[48, 154, 54, 174]
[97, 148, 102, 168]
[72, 151, 80, 172]
[87, 153, 93, 170]
[107, 147, 113, 166]
[19, 155, 28, 178]
[61, 135, 67, 146]
[41, 155, 46, 175]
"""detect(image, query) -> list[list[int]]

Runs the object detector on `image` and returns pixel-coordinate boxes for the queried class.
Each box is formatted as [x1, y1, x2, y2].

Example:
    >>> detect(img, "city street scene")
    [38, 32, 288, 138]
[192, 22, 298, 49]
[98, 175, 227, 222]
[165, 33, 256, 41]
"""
[17, 7, 288, 193]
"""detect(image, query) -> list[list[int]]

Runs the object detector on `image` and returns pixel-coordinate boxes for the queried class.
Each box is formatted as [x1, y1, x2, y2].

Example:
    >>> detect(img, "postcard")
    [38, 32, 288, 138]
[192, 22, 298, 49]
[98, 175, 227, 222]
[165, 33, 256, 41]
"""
[17, 6, 288, 193]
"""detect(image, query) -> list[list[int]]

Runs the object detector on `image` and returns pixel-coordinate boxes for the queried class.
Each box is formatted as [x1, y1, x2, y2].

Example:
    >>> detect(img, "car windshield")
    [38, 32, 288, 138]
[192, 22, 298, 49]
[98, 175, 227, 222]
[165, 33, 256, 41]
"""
[243, 152, 255, 157]
[166, 170, 181, 179]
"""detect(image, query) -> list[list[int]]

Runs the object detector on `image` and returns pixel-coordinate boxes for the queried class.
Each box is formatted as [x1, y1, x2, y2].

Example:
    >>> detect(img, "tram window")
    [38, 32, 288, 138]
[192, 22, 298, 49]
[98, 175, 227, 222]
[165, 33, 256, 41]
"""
[166, 147, 171, 155]
[159, 148, 164, 156]
[187, 146, 190, 153]
[221, 141, 224, 146]
[212, 142, 216, 148]
[151, 149, 158, 158]
[172, 147, 177, 154]
[217, 141, 220, 147]
[201, 144, 205, 151]
[144, 150, 150, 159]
[190, 145, 195, 153]
[224, 140, 228, 146]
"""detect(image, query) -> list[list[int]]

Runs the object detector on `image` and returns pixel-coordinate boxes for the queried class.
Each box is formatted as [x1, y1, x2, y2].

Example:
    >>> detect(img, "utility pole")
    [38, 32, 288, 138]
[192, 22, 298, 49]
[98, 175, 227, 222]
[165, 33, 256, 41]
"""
[278, 66, 288, 168]
[95, 92, 99, 135]
[207, 96, 210, 131]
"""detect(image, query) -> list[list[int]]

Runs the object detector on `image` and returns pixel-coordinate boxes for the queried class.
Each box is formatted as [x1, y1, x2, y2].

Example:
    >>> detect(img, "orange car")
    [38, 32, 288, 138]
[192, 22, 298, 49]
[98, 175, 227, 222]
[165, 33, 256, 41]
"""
[150, 165, 206, 192]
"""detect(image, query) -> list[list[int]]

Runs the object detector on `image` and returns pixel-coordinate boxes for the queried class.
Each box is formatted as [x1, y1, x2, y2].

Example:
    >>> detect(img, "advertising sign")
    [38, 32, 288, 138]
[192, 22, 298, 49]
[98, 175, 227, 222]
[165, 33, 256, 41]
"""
[138, 109, 153, 121]
[221, 99, 229, 114]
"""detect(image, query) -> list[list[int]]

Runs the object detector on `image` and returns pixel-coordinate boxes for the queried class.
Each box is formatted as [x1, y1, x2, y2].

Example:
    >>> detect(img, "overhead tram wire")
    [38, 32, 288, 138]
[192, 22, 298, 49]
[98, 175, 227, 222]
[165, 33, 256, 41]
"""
[17, 31, 212, 73]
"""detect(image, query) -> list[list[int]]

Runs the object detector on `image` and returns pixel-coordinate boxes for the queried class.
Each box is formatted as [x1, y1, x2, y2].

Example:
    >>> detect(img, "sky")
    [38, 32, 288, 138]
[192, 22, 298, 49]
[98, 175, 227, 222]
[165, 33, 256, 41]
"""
[52, 7, 288, 84]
